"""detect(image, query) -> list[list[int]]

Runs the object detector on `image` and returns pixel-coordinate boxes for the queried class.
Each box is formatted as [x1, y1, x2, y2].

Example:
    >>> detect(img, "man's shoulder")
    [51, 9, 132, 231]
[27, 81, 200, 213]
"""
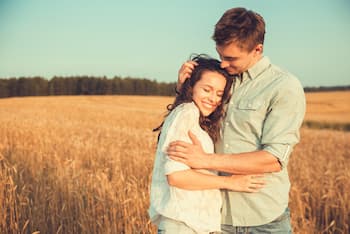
[269, 63, 296, 79]
[268, 64, 303, 90]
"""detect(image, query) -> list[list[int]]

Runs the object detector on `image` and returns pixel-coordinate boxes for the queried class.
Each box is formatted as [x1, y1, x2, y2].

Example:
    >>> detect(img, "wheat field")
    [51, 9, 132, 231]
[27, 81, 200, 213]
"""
[0, 93, 349, 234]
[304, 91, 350, 124]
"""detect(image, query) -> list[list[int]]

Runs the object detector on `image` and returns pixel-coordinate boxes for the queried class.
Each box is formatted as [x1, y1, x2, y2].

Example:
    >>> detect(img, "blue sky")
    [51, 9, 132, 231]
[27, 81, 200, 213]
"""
[0, 0, 349, 87]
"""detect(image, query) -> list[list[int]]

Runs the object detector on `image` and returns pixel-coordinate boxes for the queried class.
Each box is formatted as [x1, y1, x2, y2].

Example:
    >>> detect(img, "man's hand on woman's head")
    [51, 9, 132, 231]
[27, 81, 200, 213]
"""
[177, 61, 198, 91]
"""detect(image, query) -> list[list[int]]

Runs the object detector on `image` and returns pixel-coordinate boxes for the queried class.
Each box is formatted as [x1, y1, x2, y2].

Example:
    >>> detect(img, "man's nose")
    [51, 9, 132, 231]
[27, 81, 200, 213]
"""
[220, 60, 229, 68]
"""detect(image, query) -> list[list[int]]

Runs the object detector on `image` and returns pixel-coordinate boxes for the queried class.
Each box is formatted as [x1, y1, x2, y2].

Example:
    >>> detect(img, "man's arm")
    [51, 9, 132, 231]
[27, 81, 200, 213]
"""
[167, 131, 281, 174]
[201, 150, 281, 174]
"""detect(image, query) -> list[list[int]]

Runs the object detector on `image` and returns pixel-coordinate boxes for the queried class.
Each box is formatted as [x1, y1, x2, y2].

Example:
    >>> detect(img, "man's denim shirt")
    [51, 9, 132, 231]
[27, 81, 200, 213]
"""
[216, 56, 306, 226]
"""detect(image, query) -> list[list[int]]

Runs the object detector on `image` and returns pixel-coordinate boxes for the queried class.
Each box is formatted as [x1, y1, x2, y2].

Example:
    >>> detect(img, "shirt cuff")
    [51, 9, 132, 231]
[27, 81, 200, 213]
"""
[263, 144, 292, 168]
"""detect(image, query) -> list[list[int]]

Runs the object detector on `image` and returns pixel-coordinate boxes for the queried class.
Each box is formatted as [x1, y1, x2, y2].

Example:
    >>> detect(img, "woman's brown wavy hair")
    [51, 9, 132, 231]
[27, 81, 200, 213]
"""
[154, 54, 233, 142]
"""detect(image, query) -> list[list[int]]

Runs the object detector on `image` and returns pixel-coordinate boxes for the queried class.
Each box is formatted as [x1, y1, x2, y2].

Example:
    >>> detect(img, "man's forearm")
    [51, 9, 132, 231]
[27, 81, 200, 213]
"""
[204, 150, 281, 174]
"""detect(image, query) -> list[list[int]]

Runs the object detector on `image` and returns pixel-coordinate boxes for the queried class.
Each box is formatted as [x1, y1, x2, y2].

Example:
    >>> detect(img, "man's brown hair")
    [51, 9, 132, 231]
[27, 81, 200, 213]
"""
[213, 7, 265, 52]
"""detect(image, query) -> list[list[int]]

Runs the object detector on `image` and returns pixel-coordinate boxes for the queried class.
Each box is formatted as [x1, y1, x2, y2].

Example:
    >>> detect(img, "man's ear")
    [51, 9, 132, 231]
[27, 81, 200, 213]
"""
[255, 44, 263, 55]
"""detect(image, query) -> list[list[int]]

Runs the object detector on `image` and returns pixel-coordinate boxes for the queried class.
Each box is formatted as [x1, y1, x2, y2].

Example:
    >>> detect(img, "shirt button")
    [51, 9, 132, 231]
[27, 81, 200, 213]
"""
[225, 122, 229, 126]
[225, 144, 229, 148]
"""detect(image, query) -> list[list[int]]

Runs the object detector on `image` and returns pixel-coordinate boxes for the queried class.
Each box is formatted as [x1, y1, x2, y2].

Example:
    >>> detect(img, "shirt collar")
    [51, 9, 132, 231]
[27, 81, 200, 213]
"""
[242, 56, 271, 80]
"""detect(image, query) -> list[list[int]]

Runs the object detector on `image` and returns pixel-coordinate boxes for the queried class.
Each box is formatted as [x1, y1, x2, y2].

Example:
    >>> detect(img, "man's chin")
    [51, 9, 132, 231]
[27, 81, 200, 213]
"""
[227, 70, 239, 75]
[225, 68, 238, 75]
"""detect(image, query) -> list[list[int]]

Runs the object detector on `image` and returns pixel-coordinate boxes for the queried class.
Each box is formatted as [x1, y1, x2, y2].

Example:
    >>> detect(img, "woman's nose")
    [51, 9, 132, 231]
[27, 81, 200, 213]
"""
[208, 92, 217, 103]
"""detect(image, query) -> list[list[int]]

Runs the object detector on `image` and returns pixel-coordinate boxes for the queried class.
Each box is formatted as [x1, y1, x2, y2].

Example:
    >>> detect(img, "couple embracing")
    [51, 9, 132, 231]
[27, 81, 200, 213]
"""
[149, 7, 305, 234]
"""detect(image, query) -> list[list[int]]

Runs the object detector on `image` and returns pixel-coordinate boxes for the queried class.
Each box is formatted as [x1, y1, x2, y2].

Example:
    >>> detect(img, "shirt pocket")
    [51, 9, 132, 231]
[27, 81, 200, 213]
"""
[237, 99, 265, 111]
[232, 99, 266, 130]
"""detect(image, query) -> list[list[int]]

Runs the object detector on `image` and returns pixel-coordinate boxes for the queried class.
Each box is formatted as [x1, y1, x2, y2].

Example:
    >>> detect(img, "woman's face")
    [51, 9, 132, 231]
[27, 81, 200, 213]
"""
[192, 71, 227, 117]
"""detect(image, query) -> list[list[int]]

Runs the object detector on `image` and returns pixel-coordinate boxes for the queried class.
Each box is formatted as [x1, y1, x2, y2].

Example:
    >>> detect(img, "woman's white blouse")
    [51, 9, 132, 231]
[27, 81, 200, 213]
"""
[148, 102, 222, 233]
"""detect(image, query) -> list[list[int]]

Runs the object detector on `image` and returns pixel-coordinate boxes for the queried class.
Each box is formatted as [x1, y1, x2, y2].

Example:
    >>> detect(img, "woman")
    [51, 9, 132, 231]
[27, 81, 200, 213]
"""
[148, 55, 265, 234]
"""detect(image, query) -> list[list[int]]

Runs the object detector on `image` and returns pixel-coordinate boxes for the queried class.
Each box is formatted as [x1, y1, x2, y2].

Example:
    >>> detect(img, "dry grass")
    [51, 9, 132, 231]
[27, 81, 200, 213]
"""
[289, 128, 350, 233]
[0, 95, 349, 233]
[305, 91, 350, 124]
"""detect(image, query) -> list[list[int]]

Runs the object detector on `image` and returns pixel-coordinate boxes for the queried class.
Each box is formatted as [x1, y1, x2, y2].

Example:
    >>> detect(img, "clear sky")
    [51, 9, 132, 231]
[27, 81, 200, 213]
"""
[0, 0, 349, 87]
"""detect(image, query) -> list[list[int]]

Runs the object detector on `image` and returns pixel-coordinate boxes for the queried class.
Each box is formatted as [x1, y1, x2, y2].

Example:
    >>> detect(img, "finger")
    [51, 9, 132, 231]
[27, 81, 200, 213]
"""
[188, 60, 198, 67]
[167, 143, 187, 150]
[179, 63, 194, 75]
[188, 131, 201, 145]
[183, 66, 195, 73]
[251, 183, 265, 189]
[257, 184, 265, 189]
[247, 188, 260, 193]
[251, 179, 266, 185]
[167, 149, 185, 157]
[179, 70, 189, 76]
[248, 184, 264, 192]
[167, 146, 187, 155]
[179, 64, 196, 77]
[167, 146, 186, 155]
[242, 187, 257, 193]
[179, 70, 193, 80]
[179, 73, 191, 83]
[168, 154, 188, 162]
[250, 174, 265, 178]
[184, 61, 198, 69]
[168, 141, 191, 148]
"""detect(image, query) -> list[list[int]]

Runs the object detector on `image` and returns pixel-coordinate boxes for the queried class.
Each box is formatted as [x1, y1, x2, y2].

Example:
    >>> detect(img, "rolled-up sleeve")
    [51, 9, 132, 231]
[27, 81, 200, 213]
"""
[261, 76, 306, 168]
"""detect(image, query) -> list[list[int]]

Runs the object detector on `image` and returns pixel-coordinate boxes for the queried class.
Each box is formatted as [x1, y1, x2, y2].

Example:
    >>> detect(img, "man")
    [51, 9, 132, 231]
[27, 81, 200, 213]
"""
[167, 7, 306, 233]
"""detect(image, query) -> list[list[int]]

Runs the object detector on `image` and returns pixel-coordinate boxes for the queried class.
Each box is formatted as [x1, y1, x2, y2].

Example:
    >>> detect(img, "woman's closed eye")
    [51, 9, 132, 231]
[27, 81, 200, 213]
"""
[217, 92, 224, 98]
